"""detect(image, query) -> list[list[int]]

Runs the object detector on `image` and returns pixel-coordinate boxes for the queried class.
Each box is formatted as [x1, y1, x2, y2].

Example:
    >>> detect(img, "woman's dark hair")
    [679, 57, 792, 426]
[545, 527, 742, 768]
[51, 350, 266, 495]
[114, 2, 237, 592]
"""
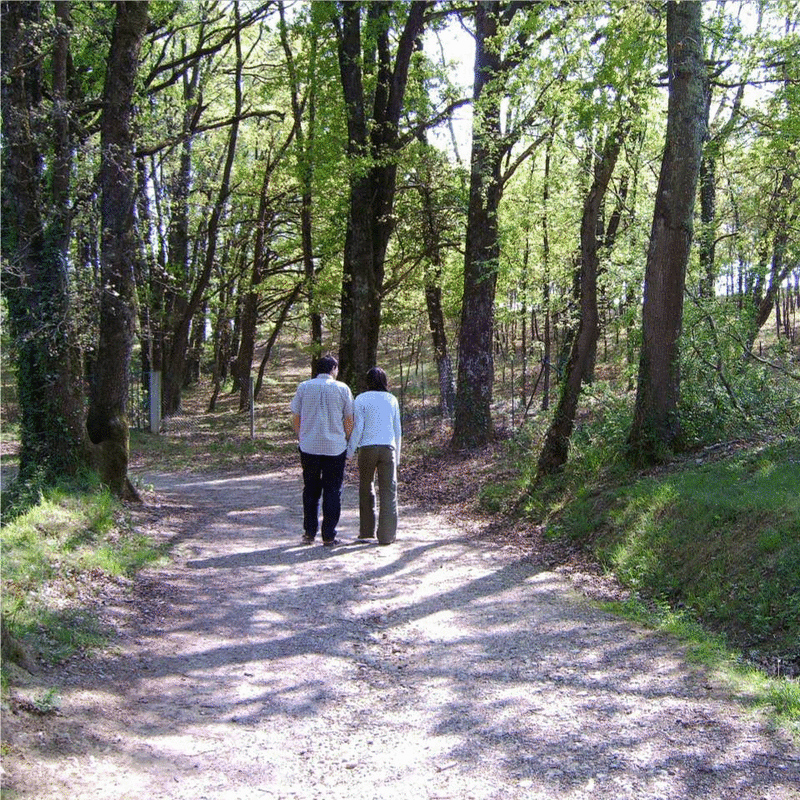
[316, 354, 338, 375]
[366, 366, 388, 392]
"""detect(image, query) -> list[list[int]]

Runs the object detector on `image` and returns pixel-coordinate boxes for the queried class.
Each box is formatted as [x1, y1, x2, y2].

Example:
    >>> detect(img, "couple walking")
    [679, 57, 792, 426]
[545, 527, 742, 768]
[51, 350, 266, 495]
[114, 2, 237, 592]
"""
[290, 355, 402, 547]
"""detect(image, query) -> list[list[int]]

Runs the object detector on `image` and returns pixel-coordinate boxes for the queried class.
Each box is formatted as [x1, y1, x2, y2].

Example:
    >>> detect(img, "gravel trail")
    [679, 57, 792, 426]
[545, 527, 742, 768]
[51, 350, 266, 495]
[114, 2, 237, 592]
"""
[2, 466, 798, 800]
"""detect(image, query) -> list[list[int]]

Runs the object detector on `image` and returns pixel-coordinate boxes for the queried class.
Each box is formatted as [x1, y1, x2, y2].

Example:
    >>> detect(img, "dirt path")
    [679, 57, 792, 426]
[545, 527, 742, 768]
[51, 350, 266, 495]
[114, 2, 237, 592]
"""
[2, 466, 798, 800]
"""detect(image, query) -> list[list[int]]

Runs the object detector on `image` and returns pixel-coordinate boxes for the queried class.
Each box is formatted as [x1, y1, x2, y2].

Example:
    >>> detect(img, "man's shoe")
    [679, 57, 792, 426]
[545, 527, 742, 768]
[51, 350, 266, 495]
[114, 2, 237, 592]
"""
[322, 538, 339, 547]
[302, 533, 315, 544]
[357, 533, 375, 540]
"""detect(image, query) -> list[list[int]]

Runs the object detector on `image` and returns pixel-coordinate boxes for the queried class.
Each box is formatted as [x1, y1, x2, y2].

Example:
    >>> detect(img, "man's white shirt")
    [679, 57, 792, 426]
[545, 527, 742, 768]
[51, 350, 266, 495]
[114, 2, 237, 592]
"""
[290, 374, 354, 455]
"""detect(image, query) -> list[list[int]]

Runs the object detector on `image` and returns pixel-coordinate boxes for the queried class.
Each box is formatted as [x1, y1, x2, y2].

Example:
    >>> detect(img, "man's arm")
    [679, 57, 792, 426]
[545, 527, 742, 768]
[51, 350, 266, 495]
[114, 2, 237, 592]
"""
[343, 386, 355, 440]
[292, 413, 301, 438]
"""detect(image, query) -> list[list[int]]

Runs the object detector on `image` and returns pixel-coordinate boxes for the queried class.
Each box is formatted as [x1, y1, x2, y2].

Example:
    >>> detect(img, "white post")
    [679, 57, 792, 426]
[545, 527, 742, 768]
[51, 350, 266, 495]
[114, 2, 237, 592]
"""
[149, 371, 162, 434]
[249, 377, 255, 439]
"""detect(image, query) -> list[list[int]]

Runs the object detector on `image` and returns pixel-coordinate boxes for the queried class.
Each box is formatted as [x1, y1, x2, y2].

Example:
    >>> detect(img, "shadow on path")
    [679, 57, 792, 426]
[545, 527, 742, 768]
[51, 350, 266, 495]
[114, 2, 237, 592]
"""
[5, 467, 798, 800]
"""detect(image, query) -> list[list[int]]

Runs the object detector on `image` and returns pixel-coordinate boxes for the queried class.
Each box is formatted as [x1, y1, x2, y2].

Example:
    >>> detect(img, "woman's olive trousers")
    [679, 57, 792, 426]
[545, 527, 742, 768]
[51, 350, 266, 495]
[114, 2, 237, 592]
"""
[357, 445, 397, 544]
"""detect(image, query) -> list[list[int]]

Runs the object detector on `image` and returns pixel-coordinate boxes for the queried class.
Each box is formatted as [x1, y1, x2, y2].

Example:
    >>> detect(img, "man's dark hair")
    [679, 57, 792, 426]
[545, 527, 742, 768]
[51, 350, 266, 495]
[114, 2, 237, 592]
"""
[366, 366, 388, 392]
[316, 355, 338, 375]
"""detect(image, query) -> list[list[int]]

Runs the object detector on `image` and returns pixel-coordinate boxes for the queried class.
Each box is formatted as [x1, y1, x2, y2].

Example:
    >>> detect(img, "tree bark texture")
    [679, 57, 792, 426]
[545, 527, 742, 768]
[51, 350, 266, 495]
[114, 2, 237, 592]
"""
[537, 118, 628, 477]
[628, 0, 708, 463]
[1, 0, 89, 482]
[86, 0, 149, 496]
[335, 1, 429, 392]
[452, 2, 503, 448]
[237, 160, 276, 410]
[416, 147, 456, 418]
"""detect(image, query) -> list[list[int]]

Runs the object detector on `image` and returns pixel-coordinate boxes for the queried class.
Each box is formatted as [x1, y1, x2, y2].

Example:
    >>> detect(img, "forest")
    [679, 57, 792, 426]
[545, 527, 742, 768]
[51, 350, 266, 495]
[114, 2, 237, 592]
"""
[1, 0, 798, 497]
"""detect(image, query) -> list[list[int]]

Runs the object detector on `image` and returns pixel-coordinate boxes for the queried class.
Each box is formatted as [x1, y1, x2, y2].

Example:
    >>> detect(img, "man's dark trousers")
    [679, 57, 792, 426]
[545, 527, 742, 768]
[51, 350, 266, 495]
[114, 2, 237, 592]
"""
[300, 450, 347, 542]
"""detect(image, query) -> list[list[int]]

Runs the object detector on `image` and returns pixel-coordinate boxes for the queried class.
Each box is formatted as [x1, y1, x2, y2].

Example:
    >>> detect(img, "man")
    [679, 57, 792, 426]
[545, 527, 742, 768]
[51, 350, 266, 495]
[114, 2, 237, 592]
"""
[290, 355, 354, 546]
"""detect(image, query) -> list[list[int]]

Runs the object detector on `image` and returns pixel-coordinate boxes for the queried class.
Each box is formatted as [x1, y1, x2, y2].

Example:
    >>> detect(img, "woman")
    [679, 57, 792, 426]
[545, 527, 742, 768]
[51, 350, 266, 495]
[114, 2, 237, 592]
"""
[347, 367, 402, 544]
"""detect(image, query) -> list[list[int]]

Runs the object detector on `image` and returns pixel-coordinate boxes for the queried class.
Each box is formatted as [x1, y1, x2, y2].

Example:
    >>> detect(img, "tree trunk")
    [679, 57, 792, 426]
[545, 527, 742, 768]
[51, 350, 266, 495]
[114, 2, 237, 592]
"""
[698, 148, 717, 298]
[628, 0, 707, 463]
[749, 169, 796, 346]
[159, 56, 201, 413]
[279, 1, 322, 371]
[1, 0, 90, 484]
[334, 2, 429, 391]
[164, 2, 244, 413]
[254, 283, 303, 399]
[416, 143, 456, 418]
[540, 132, 554, 412]
[302, 186, 323, 371]
[699, 77, 745, 299]
[86, 0, 149, 496]
[207, 283, 233, 413]
[452, 2, 503, 448]
[424, 270, 456, 419]
[160, 135, 193, 413]
[237, 162, 274, 410]
[537, 117, 628, 477]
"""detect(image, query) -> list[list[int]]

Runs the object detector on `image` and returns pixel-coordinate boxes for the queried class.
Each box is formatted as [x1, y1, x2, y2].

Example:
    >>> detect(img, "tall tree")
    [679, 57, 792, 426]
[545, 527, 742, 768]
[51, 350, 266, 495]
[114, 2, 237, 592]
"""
[539, 128, 555, 413]
[1, 0, 89, 483]
[279, 0, 323, 371]
[331, 1, 431, 391]
[628, 0, 708, 463]
[534, 2, 657, 475]
[748, 167, 798, 345]
[452, 1, 548, 447]
[135, 1, 276, 413]
[743, 8, 799, 350]
[86, 0, 149, 496]
[157, 45, 202, 414]
[697, 1, 756, 299]
[161, 6, 244, 414]
[235, 140, 295, 411]
[536, 114, 629, 476]
[451, 1, 505, 447]
[417, 145, 457, 419]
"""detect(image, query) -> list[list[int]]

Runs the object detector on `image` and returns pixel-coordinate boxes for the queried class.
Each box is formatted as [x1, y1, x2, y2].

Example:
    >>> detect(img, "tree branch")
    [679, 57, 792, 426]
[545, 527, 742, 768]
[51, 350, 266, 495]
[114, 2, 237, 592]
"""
[136, 109, 284, 157]
[396, 97, 472, 148]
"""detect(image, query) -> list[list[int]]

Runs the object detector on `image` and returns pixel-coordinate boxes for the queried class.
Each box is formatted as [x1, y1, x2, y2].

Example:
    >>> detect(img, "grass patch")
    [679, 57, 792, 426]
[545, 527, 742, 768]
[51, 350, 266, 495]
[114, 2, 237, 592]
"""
[584, 439, 800, 656]
[500, 426, 800, 732]
[478, 480, 520, 513]
[31, 687, 61, 714]
[536, 434, 800, 731]
[1, 476, 167, 672]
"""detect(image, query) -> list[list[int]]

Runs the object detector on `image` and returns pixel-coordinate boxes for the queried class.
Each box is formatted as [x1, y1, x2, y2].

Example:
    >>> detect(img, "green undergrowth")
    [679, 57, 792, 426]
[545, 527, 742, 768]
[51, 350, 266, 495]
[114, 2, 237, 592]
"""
[129, 426, 288, 474]
[554, 437, 799, 656]
[492, 431, 800, 732]
[129, 375, 297, 474]
[1, 475, 167, 674]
